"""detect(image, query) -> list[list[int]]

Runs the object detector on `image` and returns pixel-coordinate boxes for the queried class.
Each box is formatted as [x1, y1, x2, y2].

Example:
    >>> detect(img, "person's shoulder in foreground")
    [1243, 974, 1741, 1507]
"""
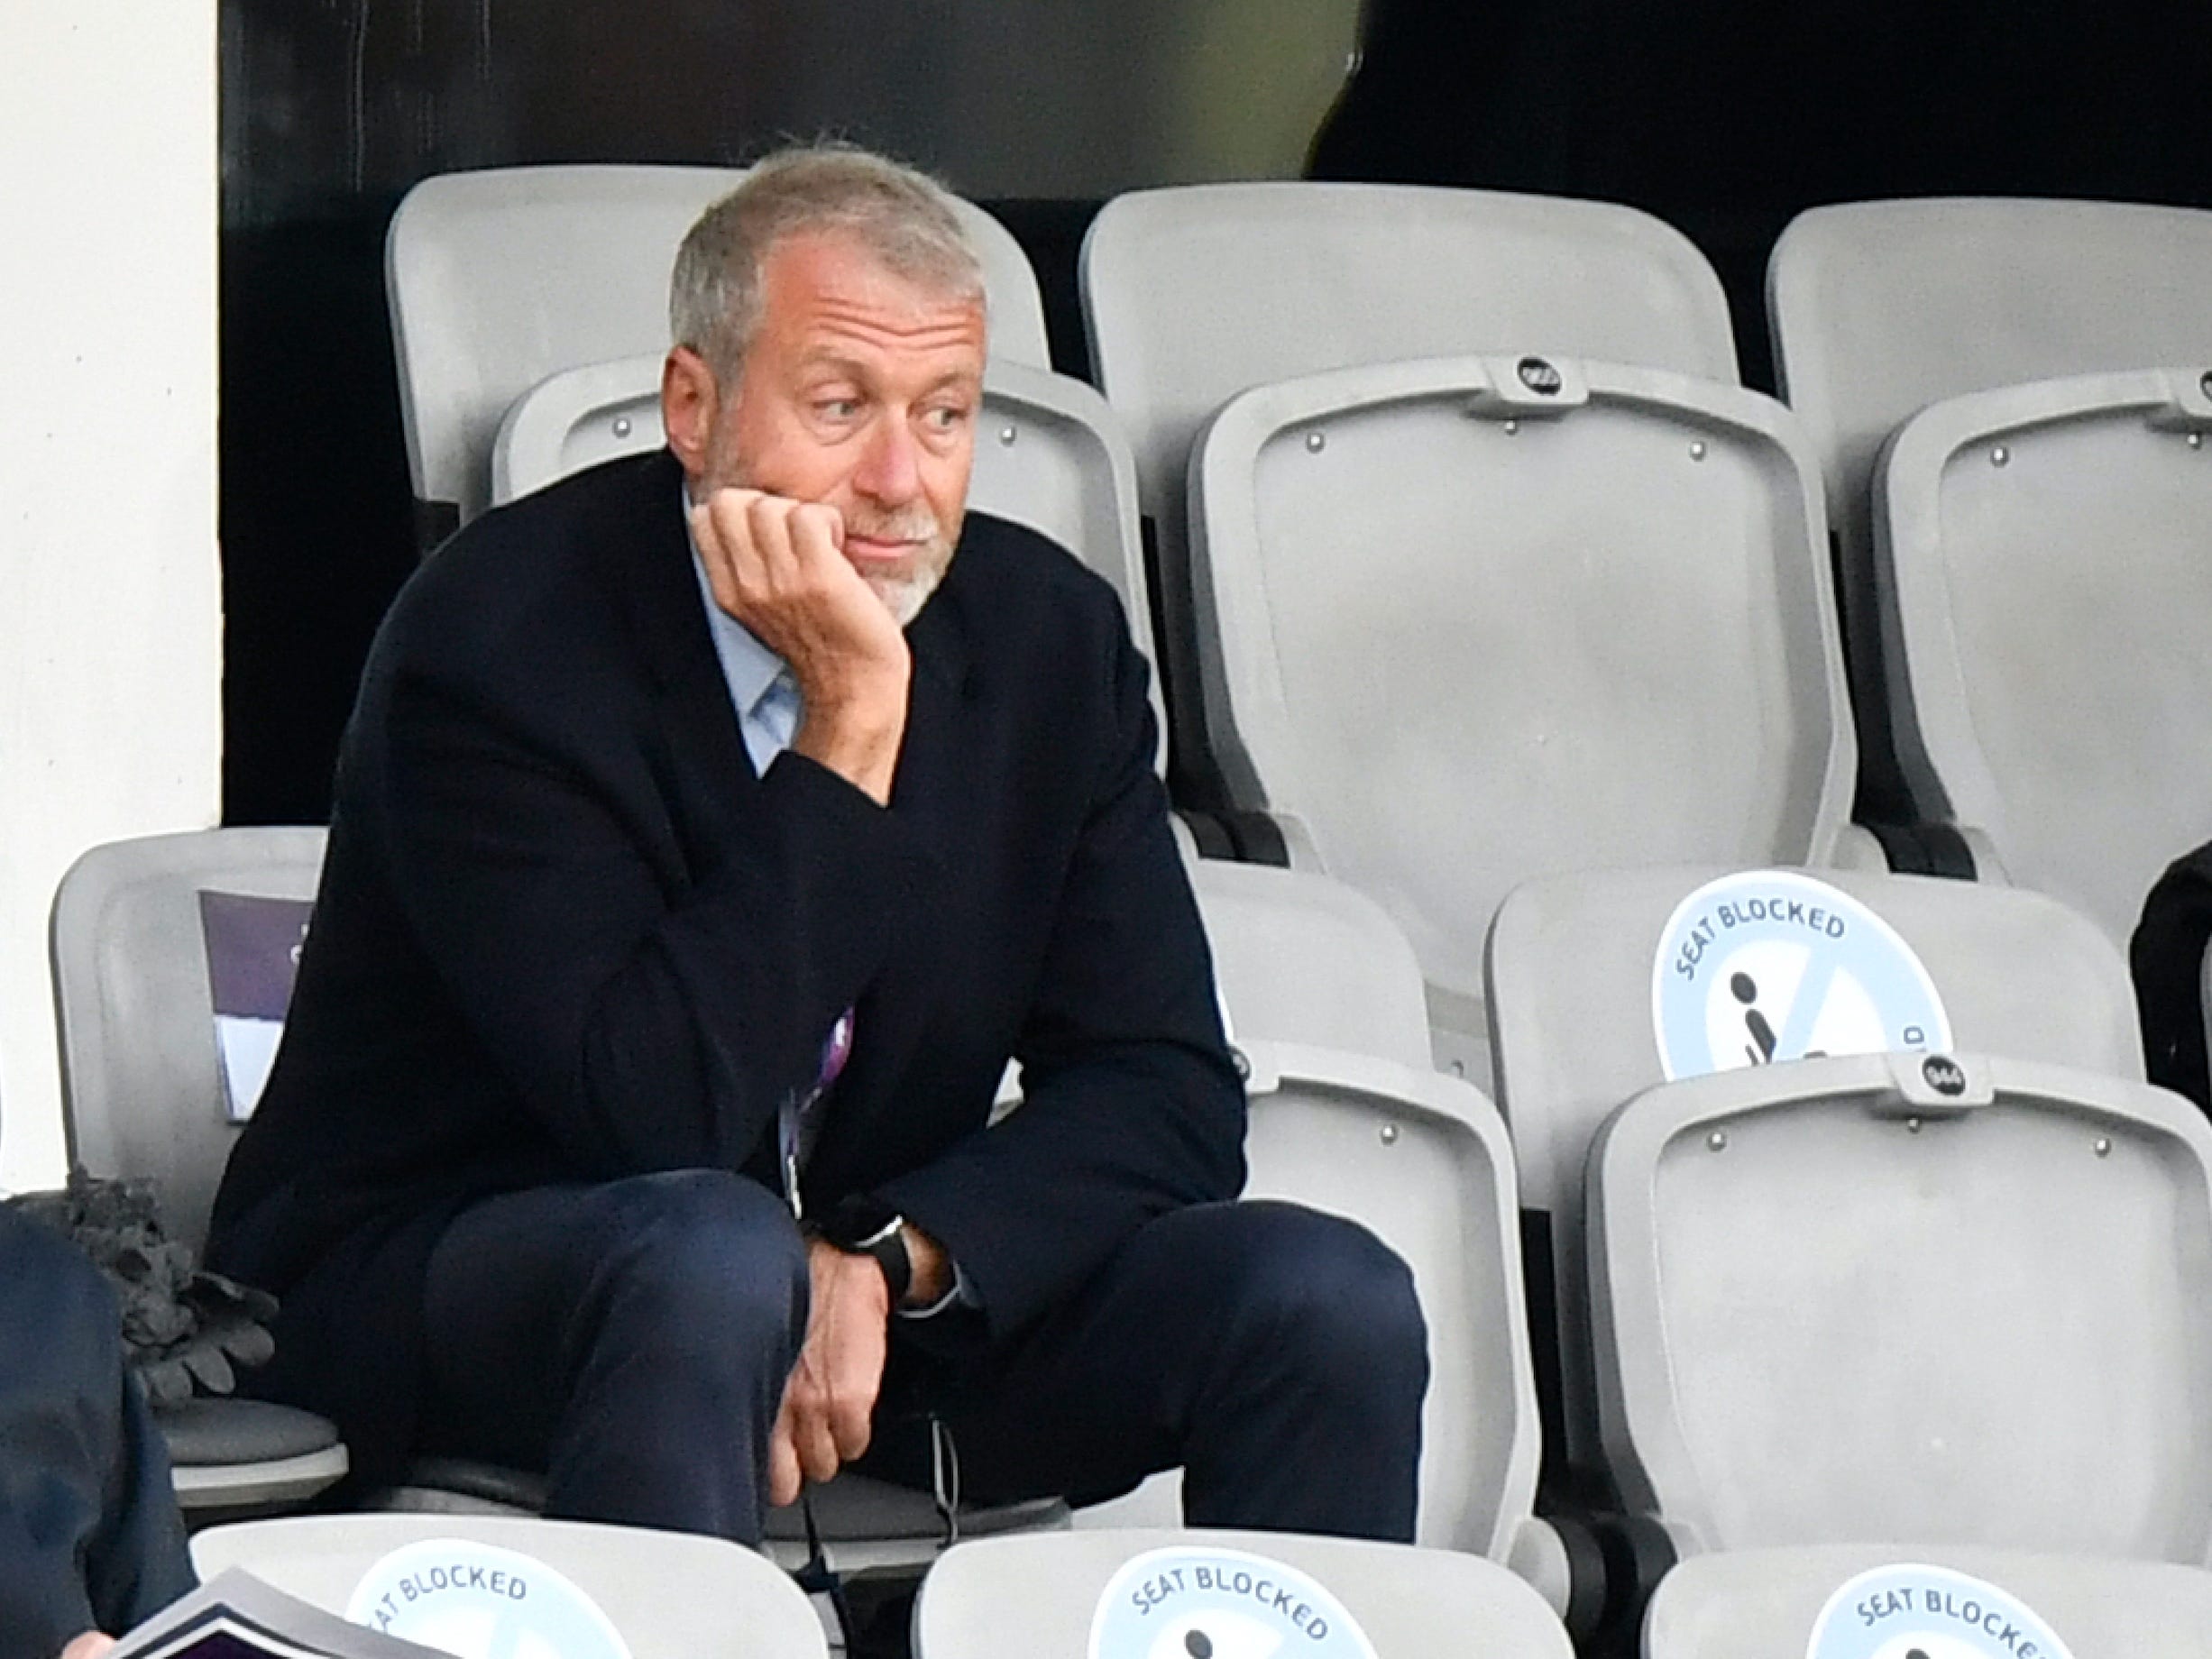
[0, 1205, 196, 1658]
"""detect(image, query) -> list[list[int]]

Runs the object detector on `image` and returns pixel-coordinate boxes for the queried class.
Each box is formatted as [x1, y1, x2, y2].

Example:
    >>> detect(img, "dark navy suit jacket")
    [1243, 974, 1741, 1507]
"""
[207, 449, 1244, 1486]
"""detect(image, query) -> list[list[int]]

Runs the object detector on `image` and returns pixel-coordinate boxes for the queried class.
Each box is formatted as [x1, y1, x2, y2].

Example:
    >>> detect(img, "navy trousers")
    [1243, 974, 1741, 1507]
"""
[420, 1170, 1428, 1544]
[0, 1208, 196, 1651]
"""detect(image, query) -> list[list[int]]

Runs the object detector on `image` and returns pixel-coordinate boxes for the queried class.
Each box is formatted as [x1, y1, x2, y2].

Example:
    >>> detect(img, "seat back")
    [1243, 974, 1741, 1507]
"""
[1082, 181, 1738, 798]
[1190, 858, 1434, 1070]
[915, 1528, 1574, 1658]
[50, 827, 326, 1251]
[1189, 355, 1852, 1062]
[1234, 1039, 1539, 1556]
[387, 163, 1051, 534]
[191, 1513, 827, 1659]
[1767, 197, 2212, 817]
[1648, 1545, 2212, 1659]
[1874, 366, 2212, 946]
[1591, 1049, 2212, 1560]
[492, 351, 1165, 773]
[1488, 864, 2145, 1487]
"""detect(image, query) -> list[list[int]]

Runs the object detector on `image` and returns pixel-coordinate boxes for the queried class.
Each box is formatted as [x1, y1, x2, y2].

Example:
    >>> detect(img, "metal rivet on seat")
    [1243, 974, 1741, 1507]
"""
[1688, 440, 1708, 461]
[998, 425, 1018, 446]
[1990, 445, 2010, 467]
[2189, 433, 2204, 450]
[1501, 418, 1520, 436]
[1380, 1123, 1400, 1145]
[2095, 1137, 2113, 1157]
[1447, 1059, 1466, 1077]
[1906, 1116, 1923, 1133]
[1706, 1130, 1728, 1151]
[1305, 431, 1326, 453]
[611, 416, 632, 439]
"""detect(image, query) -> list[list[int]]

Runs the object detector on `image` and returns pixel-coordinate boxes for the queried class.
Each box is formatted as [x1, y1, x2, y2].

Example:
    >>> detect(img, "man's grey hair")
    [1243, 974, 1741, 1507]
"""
[669, 142, 987, 386]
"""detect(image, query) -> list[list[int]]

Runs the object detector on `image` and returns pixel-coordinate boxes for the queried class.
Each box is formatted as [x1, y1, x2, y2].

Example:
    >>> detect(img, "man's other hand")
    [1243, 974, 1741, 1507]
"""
[767, 1239, 892, 1506]
[693, 488, 910, 804]
[60, 1634, 116, 1659]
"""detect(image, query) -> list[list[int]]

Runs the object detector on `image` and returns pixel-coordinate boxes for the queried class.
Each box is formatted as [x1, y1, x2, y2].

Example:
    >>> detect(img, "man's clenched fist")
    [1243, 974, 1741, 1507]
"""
[692, 488, 911, 804]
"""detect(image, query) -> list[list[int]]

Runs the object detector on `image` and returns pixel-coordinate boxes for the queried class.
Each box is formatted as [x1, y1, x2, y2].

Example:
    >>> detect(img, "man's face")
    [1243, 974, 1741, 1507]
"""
[694, 231, 986, 625]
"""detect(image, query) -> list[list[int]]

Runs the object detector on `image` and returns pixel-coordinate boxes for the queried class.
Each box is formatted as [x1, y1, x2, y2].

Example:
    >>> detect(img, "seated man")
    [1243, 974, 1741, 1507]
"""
[1, 1205, 196, 1657]
[207, 143, 1427, 1543]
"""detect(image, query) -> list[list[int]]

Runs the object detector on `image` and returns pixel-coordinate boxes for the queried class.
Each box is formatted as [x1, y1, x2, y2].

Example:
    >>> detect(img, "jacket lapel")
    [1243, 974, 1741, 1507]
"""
[592, 452, 760, 880]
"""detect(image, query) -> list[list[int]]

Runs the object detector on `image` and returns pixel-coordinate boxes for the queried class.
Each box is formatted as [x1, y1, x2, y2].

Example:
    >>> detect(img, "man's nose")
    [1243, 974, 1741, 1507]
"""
[853, 415, 922, 505]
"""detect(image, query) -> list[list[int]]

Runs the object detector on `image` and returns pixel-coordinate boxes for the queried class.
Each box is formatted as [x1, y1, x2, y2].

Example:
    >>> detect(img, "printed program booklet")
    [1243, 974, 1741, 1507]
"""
[110, 1568, 449, 1659]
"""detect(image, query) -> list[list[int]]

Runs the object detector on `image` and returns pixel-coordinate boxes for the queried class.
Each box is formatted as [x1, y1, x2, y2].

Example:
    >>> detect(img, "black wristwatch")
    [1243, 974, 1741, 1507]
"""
[810, 1193, 913, 1306]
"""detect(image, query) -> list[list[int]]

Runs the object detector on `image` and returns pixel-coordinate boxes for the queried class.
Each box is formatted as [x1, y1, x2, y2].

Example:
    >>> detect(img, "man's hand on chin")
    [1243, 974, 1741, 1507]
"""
[768, 1239, 894, 1507]
[60, 1633, 116, 1659]
[691, 487, 911, 806]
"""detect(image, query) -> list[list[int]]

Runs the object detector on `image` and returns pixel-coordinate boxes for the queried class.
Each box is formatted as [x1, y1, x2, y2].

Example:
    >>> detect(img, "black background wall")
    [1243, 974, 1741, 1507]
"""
[221, 0, 2212, 823]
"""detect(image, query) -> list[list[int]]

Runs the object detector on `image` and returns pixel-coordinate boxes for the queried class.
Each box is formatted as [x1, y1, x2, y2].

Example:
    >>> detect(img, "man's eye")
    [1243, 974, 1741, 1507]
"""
[924, 405, 971, 432]
[815, 398, 860, 419]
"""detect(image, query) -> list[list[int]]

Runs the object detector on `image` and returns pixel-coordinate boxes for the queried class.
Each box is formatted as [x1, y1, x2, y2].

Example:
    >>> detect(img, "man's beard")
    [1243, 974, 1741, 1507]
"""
[847, 506, 958, 627]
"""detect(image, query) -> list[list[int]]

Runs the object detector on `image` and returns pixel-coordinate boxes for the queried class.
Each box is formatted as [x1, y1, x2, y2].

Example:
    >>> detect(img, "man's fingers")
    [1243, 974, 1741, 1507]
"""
[60, 1636, 117, 1659]
[767, 1409, 803, 1508]
[796, 1405, 842, 1485]
[828, 1389, 874, 1463]
[789, 500, 846, 565]
[745, 490, 803, 589]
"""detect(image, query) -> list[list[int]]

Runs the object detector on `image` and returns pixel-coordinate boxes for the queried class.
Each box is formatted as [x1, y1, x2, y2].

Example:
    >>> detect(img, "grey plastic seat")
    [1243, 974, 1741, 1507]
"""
[192, 1513, 829, 1659]
[387, 162, 1051, 538]
[50, 827, 347, 1513]
[1488, 863, 2207, 1554]
[1071, 864, 1560, 1603]
[1081, 180, 1739, 809]
[1767, 197, 2212, 829]
[916, 1529, 1575, 1659]
[1872, 365, 2212, 948]
[491, 350, 1166, 767]
[1189, 858, 1432, 1070]
[1188, 353, 1862, 1077]
[1647, 1545, 2212, 1659]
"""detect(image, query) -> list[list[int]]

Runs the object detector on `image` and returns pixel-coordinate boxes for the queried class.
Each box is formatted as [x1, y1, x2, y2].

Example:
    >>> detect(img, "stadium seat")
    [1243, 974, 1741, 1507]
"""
[1189, 858, 1432, 1070]
[1080, 180, 1739, 807]
[1592, 1047, 2212, 1560]
[1767, 197, 2212, 833]
[1647, 1544, 2212, 1659]
[50, 827, 348, 1516]
[1872, 364, 2212, 949]
[491, 350, 1167, 768]
[385, 162, 1051, 544]
[1488, 863, 2198, 1555]
[191, 1512, 829, 1658]
[914, 1528, 1575, 1659]
[1186, 353, 1865, 1077]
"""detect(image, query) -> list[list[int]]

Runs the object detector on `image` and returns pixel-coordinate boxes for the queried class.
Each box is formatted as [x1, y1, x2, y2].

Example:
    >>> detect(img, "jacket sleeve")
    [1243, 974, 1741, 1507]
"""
[877, 627, 1247, 1337]
[376, 658, 938, 1182]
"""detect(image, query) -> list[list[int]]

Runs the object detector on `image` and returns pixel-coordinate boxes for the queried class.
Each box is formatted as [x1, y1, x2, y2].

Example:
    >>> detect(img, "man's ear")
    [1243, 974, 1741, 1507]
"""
[661, 346, 719, 479]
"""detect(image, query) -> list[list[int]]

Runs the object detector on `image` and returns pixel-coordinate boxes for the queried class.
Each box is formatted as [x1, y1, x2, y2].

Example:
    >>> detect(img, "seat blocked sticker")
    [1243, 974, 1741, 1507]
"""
[1652, 870, 1952, 1080]
[1807, 1562, 2077, 1659]
[1090, 1545, 1379, 1659]
[347, 1536, 631, 1659]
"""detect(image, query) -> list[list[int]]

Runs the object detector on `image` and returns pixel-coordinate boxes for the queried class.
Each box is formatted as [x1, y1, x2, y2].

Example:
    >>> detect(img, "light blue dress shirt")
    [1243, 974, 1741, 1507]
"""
[684, 505, 971, 1318]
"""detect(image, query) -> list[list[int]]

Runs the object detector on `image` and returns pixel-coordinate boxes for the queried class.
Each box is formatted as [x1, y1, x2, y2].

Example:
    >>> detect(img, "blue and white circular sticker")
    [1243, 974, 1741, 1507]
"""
[1652, 870, 1952, 1081]
[1090, 1545, 1379, 1659]
[1807, 1563, 2077, 1659]
[346, 1537, 630, 1659]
